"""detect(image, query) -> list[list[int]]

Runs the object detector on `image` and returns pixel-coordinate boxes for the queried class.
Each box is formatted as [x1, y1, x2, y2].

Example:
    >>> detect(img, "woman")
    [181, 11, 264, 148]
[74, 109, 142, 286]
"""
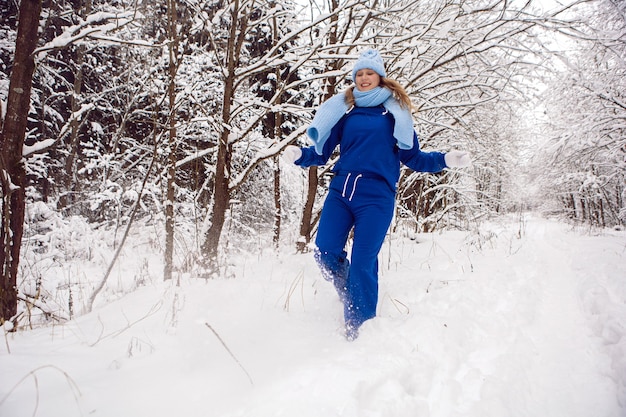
[283, 49, 470, 340]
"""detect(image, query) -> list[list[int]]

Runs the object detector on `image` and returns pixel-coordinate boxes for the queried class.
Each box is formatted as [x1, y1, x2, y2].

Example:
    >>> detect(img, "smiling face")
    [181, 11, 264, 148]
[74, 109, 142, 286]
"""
[355, 68, 381, 92]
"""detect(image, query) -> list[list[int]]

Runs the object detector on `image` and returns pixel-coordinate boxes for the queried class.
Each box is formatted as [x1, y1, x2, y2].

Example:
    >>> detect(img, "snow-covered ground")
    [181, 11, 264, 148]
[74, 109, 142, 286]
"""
[1, 214, 625, 417]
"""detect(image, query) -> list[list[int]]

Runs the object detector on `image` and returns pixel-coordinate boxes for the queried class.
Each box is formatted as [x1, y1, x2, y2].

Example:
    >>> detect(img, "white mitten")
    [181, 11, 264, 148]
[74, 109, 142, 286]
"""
[445, 150, 471, 168]
[282, 145, 302, 164]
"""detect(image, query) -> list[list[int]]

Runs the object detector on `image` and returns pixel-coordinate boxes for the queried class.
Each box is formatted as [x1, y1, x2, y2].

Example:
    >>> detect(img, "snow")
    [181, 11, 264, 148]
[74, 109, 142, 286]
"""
[1, 214, 625, 417]
[22, 138, 56, 157]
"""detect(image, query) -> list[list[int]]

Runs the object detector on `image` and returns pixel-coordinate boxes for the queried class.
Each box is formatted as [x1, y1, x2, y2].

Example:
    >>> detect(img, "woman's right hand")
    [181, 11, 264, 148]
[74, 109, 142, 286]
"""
[281, 145, 302, 164]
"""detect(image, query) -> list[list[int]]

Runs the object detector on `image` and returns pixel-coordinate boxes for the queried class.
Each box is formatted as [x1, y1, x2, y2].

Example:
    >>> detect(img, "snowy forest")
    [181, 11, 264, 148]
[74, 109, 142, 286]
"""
[1, 0, 625, 324]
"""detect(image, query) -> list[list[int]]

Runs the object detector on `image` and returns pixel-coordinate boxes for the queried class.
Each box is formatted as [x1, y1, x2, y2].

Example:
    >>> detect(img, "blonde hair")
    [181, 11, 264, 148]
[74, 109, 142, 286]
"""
[344, 77, 413, 110]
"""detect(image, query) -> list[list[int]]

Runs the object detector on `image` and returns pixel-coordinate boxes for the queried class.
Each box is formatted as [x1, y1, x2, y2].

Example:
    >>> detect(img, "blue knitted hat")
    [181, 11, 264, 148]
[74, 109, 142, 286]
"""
[352, 49, 386, 82]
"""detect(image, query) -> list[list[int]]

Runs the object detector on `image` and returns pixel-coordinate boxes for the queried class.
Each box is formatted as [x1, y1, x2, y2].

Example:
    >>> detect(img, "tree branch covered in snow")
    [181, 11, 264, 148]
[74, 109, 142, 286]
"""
[33, 11, 143, 58]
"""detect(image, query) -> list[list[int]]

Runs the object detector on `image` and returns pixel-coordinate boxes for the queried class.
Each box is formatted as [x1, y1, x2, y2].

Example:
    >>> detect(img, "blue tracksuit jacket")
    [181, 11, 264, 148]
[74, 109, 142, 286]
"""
[295, 105, 447, 334]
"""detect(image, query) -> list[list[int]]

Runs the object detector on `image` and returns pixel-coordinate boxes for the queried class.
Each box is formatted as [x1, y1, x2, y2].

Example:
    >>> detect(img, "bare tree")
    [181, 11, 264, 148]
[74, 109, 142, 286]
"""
[164, 0, 180, 281]
[58, 0, 92, 212]
[196, 0, 334, 271]
[1, 0, 42, 321]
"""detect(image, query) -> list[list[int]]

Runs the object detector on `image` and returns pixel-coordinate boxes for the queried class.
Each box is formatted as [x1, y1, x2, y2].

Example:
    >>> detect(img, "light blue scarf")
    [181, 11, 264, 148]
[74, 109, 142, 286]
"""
[306, 87, 414, 155]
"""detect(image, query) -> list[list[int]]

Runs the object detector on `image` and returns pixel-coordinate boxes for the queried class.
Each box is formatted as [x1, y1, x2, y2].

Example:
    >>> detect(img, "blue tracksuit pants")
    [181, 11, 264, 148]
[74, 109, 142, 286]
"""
[315, 172, 396, 331]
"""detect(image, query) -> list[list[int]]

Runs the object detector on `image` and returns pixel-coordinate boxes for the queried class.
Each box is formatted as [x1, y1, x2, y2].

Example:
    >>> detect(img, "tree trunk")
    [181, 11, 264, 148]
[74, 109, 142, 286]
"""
[59, 0, 92, 212]
[296, 0, 340, 252]
[202, 127, 231, 270]
[164, 0, 178, 281]
[0, 0, 42, 321]
[273, 154, 281, 248]
[272, 66, 283, 247]
[270, 11, 281, 249]
[201, 0, 244, 272]
[296, 166, 318, 252]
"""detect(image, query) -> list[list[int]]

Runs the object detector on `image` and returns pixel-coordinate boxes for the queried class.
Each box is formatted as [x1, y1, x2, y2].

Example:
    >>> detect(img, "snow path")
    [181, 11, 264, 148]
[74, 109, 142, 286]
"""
[1, 215, 624, 417]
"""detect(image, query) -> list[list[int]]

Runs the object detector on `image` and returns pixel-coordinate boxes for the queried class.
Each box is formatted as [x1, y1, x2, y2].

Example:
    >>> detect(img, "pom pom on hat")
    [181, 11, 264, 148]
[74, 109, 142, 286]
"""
[352, 49, 386, 82]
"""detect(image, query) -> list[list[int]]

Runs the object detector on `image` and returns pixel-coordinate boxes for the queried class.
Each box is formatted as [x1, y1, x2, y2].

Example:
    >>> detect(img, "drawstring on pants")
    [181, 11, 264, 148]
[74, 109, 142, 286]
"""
[341, 173, 363, 202]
